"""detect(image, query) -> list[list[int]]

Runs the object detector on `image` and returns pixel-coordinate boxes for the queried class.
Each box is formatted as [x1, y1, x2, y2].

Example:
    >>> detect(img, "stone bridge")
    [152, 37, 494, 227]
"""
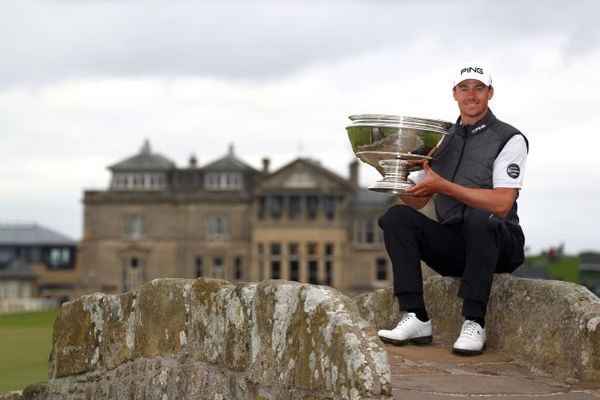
[2, 274, 599, 399]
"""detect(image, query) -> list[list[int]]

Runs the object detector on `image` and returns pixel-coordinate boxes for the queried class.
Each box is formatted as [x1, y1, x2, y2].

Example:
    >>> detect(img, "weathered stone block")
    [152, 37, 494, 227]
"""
[49, 295, 100, 377]
[248, 281, 391, 397]
[486, 274, 600, 381]
[134, 278, 194, 359]
[188, 278, 253, 371]
[354, 287, 402, 330]
[97, 292, 136, 370]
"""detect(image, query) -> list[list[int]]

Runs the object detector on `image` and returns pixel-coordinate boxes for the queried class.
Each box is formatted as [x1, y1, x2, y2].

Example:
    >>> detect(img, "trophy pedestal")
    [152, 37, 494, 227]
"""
[368, 159, 414, 194]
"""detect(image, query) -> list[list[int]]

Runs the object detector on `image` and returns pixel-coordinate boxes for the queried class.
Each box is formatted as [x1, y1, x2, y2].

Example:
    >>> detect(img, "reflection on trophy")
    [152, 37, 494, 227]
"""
[346, 115, 451, 194]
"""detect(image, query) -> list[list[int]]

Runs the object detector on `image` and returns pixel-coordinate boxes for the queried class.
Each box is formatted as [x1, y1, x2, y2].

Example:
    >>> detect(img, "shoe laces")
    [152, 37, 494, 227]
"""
[461, 320, 482, 337]
[395, 312, 416, 329]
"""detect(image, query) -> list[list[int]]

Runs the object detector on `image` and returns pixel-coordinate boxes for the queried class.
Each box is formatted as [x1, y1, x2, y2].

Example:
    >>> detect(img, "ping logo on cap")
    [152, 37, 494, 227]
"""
[461, 67, 484, 75]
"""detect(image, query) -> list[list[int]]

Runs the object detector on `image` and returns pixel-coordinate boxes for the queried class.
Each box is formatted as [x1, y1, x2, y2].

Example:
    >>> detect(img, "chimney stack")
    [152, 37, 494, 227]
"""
[189, 154, 198, 168]
[262, 157, 270, 175]
[349, 160, 359, 187]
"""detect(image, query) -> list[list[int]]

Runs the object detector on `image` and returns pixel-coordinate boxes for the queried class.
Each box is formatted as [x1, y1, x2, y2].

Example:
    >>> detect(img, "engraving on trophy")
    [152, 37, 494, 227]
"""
[346, 114, 451, 194]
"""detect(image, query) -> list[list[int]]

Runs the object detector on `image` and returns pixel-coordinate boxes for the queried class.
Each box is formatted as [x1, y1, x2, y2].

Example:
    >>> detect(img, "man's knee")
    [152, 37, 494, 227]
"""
[378, 204, 419, 230]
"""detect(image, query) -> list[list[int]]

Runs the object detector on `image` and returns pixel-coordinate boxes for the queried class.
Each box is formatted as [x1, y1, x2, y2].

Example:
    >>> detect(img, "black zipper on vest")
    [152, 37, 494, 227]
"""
[450, 126, 468, 182]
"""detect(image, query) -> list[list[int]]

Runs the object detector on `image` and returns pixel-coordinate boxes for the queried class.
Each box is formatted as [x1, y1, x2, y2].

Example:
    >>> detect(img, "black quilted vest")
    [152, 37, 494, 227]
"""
[431, 109, 528, 226]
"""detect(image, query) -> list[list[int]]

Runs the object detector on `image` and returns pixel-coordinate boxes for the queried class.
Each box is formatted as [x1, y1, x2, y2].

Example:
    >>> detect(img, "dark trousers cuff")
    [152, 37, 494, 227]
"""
[462, 299, 487, 319]
[396, 293, 426, 312]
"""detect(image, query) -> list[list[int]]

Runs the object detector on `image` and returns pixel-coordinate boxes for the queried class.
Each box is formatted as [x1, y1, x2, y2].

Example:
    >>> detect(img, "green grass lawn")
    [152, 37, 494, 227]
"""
[0, 310, 57, 395]
[524, 254, 581, 283]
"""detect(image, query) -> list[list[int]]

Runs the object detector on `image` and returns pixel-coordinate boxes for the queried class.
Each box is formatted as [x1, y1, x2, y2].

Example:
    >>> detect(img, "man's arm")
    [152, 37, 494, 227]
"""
[406, 160, 517, 217]
[397, 193, 432, 210]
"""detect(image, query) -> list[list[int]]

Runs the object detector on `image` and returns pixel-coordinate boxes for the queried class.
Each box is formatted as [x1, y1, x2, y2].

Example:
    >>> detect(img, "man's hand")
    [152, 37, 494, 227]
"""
[406, 160, 445, 197]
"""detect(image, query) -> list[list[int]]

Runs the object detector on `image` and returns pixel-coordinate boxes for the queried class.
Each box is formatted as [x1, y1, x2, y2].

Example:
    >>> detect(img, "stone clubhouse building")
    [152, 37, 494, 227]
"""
[78, 141, 397, 296]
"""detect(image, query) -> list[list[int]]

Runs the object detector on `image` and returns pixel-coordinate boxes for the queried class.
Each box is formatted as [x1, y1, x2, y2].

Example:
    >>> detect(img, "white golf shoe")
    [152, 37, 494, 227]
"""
[378, 312, 432, 345]
[452, 319, 486, 355]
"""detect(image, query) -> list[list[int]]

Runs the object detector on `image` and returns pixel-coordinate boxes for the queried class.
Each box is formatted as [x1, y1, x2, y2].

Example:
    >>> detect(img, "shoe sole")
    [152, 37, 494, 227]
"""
[452, 345, 486, 356]
[379, 335, 433, 346]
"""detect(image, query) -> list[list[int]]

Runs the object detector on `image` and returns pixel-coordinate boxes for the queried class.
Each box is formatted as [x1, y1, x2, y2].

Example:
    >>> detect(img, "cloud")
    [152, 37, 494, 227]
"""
[1, 0, 600, 254]
[1, 0, 597, 88]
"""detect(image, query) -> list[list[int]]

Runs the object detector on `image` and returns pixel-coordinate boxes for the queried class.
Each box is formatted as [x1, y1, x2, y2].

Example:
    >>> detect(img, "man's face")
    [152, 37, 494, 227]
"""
[452, 79, 494, 124]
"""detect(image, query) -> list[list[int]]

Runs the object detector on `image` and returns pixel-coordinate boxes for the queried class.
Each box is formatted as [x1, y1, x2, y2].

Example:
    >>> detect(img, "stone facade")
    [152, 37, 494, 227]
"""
[79, 142, 395, 296]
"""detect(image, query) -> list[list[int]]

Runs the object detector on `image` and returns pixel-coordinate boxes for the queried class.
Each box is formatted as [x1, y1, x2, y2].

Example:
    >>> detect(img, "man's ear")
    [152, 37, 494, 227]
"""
[452, 87, 458, 101]
[488, 86, 494, 100]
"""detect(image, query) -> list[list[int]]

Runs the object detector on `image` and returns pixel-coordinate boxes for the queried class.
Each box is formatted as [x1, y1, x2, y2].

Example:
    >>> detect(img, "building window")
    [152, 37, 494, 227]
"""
[289, 260, 299, 282]
[308, 260, 318, 284]
[234, 257, 242, 280]
[289, 242, 299, 282]
[213, 257, 224, 279]
[325, 261, 332, 286]
[206, 214, 230, 240]
[21, 281, 31, 298]
[288, 196, 302, 219]
[205, 172, 243, 190]
[325, 243, 334, 256]
[49, 248, 71, 269]
[270, 243, 281, 256]
[271, 260, 281, 279]
[123, 257, 145, 292]
[268, 196, 284, 220]
[284, 171, 317, 188]
[195, 256, 203, 278]
[307, 242, 319, 257]
[8, 281, 19, 298]
[323, 196, 336, 220]
[112, 173, 166, 190]
[288, 243, 299, 257]
[325, 243, 334, 286]
[357, 219, 381, 245]
[307, 196, 319, 220]
[270, 242, 281, 279]
[376, 258, 388, 281]
[45, 247, 72, 269]
[123, 214, 147, 239]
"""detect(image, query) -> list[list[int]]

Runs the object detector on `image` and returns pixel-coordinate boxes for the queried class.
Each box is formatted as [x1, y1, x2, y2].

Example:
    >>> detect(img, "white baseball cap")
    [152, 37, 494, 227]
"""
[452, 66, 492, 87]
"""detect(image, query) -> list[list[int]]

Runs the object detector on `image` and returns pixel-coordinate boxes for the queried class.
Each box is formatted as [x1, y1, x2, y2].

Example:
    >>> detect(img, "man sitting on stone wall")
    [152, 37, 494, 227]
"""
[377, 66, 529, 355]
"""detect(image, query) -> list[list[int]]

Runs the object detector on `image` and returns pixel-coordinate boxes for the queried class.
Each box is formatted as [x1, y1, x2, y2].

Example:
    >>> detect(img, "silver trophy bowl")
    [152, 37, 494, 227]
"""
[346, 114, 451, 194]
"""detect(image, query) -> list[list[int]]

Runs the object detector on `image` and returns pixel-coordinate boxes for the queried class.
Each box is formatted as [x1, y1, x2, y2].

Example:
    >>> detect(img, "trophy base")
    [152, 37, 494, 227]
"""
[368, 180, 414, 195]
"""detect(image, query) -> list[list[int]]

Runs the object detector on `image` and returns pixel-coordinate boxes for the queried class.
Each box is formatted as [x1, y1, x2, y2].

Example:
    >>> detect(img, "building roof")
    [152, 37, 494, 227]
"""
[109, 140, 176, 171]
[263, 158, 354, 191]
[0, 258, 38, 279]
[202, 144, 258, 172]
[0, 224, 75, 245]
[580, 252, 600, 264]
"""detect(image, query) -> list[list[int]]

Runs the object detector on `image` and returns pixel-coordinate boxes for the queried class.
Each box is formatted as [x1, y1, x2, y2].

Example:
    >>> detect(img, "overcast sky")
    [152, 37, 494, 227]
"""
[1, 0, 599, 255]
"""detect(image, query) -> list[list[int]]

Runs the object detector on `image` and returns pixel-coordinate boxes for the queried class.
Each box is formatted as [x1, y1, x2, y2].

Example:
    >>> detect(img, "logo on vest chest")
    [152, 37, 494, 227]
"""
[471, 124, 487, 135]
[507, 164, 520, 179]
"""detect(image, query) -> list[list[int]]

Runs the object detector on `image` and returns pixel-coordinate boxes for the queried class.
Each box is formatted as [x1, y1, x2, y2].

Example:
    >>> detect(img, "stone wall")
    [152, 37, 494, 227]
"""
[18, 278, 392, 400]
[5, 274, 600, 400]
[355, 274, 600, 382]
